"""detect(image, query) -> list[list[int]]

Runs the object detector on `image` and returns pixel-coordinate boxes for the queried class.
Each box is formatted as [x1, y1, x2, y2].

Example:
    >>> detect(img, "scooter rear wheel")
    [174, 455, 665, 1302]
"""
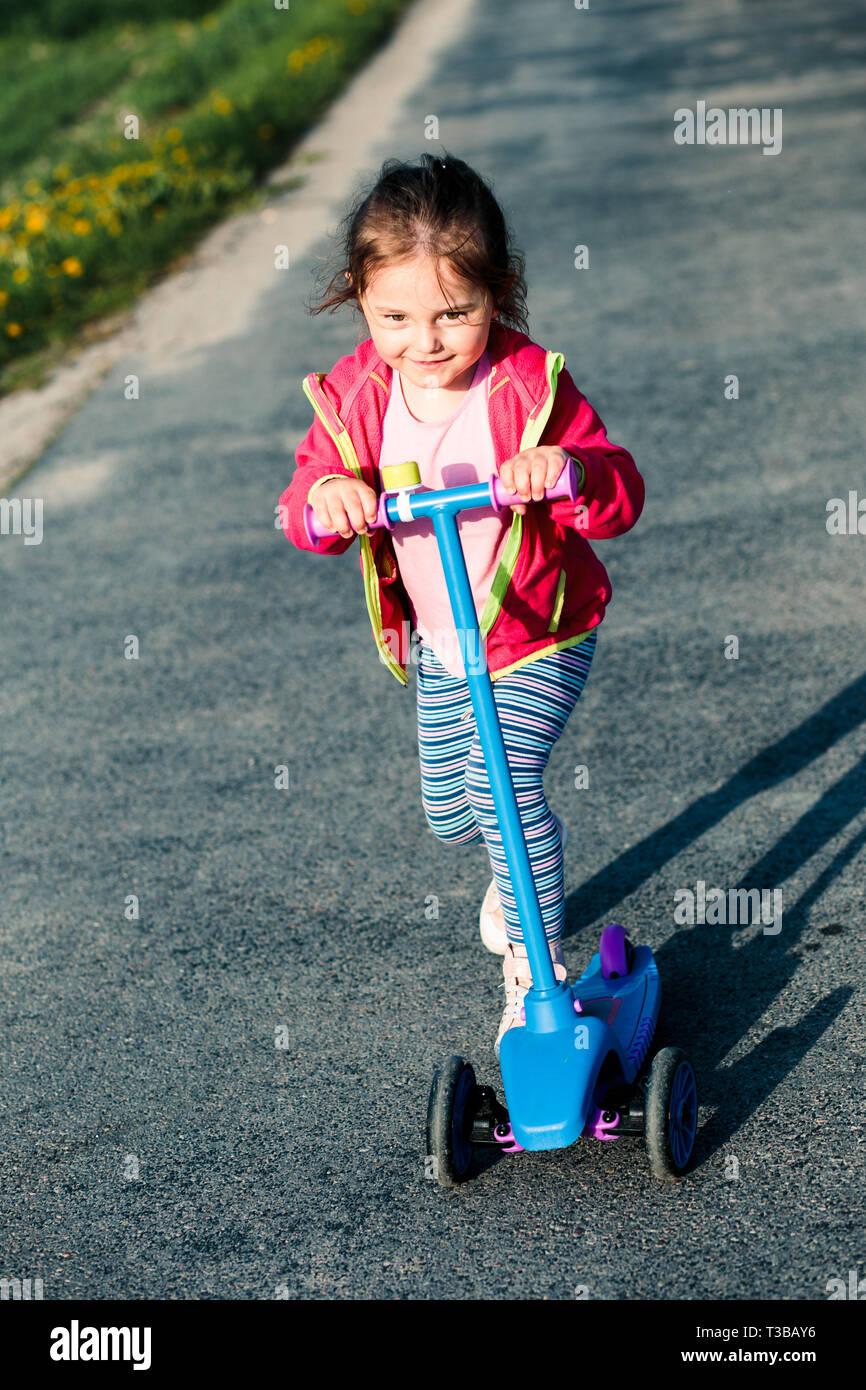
[426, 1055, 476, 1188]
[644, 1046, 698, 1179]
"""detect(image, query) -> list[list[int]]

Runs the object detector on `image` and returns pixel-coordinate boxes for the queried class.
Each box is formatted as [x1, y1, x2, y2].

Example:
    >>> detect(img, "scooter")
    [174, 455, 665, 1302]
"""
[304, 457, 698, 1187]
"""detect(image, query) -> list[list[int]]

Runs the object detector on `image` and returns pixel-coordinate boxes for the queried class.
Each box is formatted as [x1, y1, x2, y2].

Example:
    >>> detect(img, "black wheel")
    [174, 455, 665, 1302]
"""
[426, 1055, 477, 1188]
[644, 1047, 698, 1179]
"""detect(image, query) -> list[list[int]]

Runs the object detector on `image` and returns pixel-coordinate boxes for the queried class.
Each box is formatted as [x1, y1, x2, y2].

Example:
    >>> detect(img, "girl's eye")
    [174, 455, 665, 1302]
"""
[382, 311, 468, 323]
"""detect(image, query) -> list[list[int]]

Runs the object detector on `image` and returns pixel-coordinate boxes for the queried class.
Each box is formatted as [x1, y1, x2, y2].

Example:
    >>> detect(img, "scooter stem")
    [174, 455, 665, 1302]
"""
[431, 509, 558, 996]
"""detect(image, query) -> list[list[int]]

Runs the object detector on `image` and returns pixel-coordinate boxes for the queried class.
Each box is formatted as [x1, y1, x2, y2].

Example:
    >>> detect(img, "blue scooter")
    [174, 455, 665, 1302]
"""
[305, 458, 698, 1186]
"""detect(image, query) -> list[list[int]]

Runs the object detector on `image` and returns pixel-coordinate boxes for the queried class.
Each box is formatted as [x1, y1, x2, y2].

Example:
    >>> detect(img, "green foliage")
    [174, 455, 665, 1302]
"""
[0, 0, 408, 387]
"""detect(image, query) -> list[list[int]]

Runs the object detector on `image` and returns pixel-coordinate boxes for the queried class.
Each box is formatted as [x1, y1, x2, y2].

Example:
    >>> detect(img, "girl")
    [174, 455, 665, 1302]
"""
[279, 153, 644, 1059]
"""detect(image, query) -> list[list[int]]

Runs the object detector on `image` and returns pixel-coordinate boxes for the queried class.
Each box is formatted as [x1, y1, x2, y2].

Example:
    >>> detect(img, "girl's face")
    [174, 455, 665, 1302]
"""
[358, 251, 496, 394]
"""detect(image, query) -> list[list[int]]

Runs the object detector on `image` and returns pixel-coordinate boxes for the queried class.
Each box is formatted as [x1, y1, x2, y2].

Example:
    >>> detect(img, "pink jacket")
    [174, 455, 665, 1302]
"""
[279, 319, 644, 687]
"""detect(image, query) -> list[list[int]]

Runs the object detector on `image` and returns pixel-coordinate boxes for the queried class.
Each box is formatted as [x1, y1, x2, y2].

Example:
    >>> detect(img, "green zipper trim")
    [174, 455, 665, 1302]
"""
[546, 565, 567, 633]
[302, 375, 408, 687]
[479, 350, 565, 640]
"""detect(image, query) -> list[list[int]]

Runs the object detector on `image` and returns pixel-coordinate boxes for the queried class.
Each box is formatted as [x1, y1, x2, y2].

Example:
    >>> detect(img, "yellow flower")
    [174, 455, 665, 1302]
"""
[61, 257, 83, 276]
[12, 267, 29, 283]
[212, 94, 233, 115]
[165, 127, 183, 145]
[0, 289, 8, 305]
[53, 163, 71, 181]
[0, 210, 12, 230]
[6, 322, 22, 337]
[287, 49, 305, 71]
[68, 197, 84, 214]
[25, 208, 48, 233]
[73, 218, 92, 235]
[171, 146, 190, 164]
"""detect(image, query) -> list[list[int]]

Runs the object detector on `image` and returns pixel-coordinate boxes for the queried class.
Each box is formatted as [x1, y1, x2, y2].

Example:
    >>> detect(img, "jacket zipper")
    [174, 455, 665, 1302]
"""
[302, 373, 408, 687]
[478, 350, 565, 645]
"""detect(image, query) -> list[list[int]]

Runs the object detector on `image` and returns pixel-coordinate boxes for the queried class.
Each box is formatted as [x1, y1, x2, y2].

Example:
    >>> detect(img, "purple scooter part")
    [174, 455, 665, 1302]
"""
[302, 456, 580, 545]
[599, 923, 633, 980]
[493, 1123, 524, 1154]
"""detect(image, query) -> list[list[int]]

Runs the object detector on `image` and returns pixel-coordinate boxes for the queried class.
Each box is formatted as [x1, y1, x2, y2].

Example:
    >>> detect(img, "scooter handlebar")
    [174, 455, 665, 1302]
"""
[303, 455, 579, 545]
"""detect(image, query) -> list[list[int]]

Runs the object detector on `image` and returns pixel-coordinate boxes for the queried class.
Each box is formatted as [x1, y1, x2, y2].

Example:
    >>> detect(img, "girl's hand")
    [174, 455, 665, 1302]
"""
[310, 477, 379, 539]
[498, 447, 572, 515]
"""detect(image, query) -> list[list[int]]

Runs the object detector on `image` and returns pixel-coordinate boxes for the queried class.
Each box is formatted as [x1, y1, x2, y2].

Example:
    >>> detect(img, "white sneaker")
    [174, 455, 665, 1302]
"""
[479, 813, 568, 955]
[494, 937, 568, 1060]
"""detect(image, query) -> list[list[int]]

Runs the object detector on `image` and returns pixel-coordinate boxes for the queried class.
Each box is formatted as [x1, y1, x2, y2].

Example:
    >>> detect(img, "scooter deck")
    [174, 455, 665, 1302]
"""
[499, 946, 661, 1152]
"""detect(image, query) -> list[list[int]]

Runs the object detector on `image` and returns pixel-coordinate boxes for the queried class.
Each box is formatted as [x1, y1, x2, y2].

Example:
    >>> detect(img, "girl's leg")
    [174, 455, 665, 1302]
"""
[416, 639, 484, 845]
[464, 631, 598, 946]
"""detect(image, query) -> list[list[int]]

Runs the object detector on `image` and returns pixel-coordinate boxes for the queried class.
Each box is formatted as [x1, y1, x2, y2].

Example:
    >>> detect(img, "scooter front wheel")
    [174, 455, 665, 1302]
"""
[426, 1055, 476, 1188]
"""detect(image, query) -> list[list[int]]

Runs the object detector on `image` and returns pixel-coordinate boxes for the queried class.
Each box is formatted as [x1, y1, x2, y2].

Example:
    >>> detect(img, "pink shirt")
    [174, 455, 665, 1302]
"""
[379, 350, 510, 677]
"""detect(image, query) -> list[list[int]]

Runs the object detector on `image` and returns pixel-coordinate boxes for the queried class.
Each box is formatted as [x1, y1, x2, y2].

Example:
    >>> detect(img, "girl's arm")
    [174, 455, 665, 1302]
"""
[278, 410, 358, 555]
[542, 366, 644, 539]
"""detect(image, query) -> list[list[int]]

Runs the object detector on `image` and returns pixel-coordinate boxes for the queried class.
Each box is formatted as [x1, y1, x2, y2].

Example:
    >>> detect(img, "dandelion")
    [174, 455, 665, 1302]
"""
[68, 197, 84, 214]
[6, 322, 22, 337]
[0, 210, 12, 230]
[0, 289, 8, 305]
[73, 218, 92, 236]
[165, 128, 183, 145]
[61, 257, 83, 276]
[212, 94, 233, 115]
[287, 49, 305, 71]
[171, 147, 190, 164]
[25, 208, 47, 233]
[12, 267, 29, 283]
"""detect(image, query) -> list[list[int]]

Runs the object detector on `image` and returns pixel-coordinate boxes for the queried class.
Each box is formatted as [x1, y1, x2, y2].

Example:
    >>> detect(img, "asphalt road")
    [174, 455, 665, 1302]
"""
[1, 0, 864, 1300]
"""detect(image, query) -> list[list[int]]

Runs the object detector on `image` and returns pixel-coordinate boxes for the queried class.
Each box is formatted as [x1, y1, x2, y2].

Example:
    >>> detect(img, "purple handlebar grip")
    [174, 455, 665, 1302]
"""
[488, 454, 578, 512]
[303, 493, 388, 544]
[302, 456, 578, 543]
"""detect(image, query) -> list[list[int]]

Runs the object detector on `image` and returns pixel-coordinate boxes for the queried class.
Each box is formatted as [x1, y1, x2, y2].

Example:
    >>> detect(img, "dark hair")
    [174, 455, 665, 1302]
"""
[307, 152, 528, 333]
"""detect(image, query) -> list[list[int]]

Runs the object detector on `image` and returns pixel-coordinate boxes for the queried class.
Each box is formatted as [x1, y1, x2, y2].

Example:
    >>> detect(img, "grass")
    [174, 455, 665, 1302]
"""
[0, 0, 409, 395]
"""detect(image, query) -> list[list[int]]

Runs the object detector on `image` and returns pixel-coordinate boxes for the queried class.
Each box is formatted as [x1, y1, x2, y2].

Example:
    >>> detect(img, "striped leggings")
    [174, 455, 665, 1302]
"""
[416, 630, 598, 945]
